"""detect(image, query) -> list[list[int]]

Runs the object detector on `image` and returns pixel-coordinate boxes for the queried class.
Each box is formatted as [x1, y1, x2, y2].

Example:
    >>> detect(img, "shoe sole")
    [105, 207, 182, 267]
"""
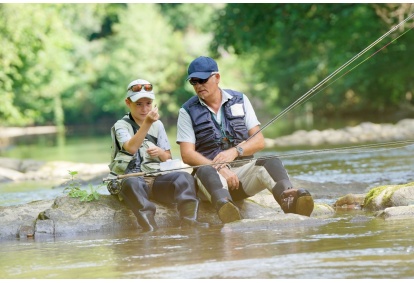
[218, 202, 242, 223]
[295, 195, 314, 216]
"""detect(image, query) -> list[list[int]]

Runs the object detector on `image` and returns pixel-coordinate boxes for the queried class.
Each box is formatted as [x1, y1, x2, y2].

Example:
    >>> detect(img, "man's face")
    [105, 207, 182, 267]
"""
[190, 73, 220, 100]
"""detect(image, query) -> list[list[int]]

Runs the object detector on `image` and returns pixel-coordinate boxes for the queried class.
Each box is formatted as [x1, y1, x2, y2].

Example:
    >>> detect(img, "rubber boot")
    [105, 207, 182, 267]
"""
[119, 178, 158, 232]
[215, 198, 242, 223]
[136, 210, 158, 232]
[179, 200, 209, 228]
[272, 186, 314, 217]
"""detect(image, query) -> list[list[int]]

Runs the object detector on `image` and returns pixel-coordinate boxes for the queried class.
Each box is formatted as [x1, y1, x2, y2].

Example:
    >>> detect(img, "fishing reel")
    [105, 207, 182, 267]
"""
[106, 179, 122, 195]
[103, 172, 122, 195]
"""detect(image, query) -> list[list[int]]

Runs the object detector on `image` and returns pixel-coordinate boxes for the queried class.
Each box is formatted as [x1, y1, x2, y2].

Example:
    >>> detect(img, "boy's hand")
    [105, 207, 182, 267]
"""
[145, 105, 159, 123]
[146, 145, 162, 158]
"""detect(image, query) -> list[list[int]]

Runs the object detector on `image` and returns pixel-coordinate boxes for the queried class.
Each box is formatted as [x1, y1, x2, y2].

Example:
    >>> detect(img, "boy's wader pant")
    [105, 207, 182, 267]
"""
[119, 171, 207, 232]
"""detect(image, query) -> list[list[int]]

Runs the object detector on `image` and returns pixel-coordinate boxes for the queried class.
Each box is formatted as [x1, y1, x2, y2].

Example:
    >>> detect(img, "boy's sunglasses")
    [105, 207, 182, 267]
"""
[189, 73, 216, 86]
[128, 84, 153, 92]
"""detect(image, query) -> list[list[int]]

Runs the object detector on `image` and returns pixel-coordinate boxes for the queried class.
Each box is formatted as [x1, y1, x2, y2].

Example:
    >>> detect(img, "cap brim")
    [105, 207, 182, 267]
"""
[128, 91, 155, 102]
[186, 71, 212, 80]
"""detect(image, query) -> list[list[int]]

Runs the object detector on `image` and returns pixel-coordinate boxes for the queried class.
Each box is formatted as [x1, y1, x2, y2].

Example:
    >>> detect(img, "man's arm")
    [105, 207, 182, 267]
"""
[234, 125, 265, 157]
[179, 141, 213, 166]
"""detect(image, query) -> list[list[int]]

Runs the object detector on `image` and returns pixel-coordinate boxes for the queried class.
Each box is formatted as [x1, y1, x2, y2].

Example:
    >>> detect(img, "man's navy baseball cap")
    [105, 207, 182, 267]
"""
[186, 56, 219, 80]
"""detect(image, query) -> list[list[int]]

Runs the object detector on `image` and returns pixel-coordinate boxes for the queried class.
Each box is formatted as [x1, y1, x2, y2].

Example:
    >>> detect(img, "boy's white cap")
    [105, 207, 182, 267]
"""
[126, 79, 155, 102]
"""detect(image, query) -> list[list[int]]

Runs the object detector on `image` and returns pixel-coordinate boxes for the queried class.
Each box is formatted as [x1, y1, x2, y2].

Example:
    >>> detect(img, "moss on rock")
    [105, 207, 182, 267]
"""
[364, 182, 414, 211]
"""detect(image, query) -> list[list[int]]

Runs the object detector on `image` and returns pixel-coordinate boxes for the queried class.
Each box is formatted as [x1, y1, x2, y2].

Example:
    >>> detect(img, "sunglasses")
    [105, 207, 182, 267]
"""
[128, 84, 153, 92]
[189, 73, 216, 86]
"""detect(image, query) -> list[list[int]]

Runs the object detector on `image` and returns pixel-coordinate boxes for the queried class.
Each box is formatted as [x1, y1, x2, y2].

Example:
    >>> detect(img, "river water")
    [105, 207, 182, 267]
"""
[1, 143, 414, 279]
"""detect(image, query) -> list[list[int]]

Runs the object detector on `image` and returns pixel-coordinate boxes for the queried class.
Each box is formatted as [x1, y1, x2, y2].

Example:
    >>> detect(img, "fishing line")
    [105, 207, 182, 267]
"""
[105, 139, 414, 180]
[255, 139, 414, 161]
[246, 12, 414, 142]
[294, 26, 414, 109]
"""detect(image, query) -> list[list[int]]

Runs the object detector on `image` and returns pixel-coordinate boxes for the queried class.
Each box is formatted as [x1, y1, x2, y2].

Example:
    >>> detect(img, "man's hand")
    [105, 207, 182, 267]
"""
[218, 166, 239, 190]
[212, 147, 238, 164]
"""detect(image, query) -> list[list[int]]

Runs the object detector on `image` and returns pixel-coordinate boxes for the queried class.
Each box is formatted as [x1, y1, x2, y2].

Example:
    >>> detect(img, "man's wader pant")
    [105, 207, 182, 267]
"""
[195, 157, 293, 207]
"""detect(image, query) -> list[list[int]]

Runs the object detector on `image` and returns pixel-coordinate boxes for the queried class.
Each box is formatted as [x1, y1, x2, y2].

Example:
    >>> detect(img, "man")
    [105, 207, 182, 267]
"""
[109, 78, 208, 232]
[176, 56, 314, 223]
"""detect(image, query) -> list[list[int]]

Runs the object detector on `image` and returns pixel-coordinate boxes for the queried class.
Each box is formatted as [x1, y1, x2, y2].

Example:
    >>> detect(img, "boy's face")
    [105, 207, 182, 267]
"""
[126, 97, 153, 122]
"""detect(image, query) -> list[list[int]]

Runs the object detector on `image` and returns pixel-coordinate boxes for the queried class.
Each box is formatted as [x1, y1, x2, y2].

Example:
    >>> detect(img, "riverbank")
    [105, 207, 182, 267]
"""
[265, 118, 414, 147]
[1, 119, 413, 184]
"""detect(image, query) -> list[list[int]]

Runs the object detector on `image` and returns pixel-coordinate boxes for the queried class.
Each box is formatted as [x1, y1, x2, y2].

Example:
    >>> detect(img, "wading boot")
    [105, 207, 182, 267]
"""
[136, 210, 158, 232]
[276, 188, 314, 217]
[179, 201, 209, 228]
[215, 198, 242, 223]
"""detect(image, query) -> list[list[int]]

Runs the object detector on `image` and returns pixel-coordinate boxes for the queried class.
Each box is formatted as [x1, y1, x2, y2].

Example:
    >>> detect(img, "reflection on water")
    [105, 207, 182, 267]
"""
[1, 212, 414, 279]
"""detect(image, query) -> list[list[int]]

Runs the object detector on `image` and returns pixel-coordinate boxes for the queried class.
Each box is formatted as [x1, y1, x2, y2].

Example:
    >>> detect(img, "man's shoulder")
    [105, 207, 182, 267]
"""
[223, 88, 244, 97]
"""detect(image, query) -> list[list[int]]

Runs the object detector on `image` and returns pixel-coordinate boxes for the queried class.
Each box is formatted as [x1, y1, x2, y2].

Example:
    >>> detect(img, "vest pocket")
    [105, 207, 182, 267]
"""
[109, 151, 135, 175]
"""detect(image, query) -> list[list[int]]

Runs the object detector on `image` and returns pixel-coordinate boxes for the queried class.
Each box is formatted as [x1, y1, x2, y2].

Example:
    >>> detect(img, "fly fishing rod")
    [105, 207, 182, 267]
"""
[103, 13, 414, 183]
[246, 12, 414, 142]
[103, 139, 414, 182]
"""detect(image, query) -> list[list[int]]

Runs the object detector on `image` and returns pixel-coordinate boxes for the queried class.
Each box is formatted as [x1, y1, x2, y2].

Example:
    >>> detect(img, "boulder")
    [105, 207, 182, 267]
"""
[377, 205, 414, 220]
[0, 190, 333, 240]
[334, 193, 366, 210]
[364, 182, 414, 211]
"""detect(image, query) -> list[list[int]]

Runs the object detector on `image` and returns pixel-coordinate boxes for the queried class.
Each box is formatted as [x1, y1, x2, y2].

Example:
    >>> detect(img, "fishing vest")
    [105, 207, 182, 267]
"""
[182, 89, 249, 160]
[108, 113, 159, 176]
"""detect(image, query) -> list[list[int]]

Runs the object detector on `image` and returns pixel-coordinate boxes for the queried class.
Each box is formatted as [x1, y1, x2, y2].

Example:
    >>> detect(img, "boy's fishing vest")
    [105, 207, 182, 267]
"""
[108, 113, 159, 176]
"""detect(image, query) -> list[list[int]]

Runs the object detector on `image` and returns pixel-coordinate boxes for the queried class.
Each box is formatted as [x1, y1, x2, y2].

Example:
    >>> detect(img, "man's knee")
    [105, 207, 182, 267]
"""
[196, 165, 218, 180]
[255, 157, 289, 182]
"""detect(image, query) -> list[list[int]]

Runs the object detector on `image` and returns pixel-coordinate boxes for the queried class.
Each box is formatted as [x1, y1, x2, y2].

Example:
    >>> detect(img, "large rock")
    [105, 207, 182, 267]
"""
[377, 205, 414, 220]
[0, 199, 54, 239]
[0, 190, 333, 240]
[3, 183, 414, 241]
[364, 182, 414, 211]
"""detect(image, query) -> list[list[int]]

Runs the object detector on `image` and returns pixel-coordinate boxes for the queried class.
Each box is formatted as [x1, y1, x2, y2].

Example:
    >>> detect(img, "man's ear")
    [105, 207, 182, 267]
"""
[215, 73, 221, 84]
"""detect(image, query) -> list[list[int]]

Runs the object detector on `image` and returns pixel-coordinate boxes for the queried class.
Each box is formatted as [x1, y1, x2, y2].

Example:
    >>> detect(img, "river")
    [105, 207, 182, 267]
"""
[1, 137, 414, 279]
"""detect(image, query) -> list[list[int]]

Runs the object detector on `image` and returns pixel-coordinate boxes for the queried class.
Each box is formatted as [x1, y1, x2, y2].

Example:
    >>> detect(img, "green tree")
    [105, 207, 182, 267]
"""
[0, 4, 71, 127]
[73, 3, 189, 128]
[0, 3, 105, 130]
[210, 3, 414, 119]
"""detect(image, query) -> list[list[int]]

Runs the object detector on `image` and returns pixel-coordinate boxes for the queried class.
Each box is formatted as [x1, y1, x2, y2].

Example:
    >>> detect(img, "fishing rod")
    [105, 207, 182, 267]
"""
[104, 13, 414, 183]
[103, 139, 414, 182]
[246, 12, 414, 142]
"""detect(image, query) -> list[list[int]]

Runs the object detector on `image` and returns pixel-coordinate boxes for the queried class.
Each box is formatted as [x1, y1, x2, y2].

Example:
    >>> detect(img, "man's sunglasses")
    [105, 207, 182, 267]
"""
[128, 84, 153, 92]
[189, 73, 216, 86]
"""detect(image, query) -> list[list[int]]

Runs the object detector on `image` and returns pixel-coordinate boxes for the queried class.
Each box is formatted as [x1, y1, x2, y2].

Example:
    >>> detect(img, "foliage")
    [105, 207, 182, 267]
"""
[0, 3, 413, 131]
[159, 3, 222, 33]
[63, 170, 101, 202]
[210, 3, 414, 118]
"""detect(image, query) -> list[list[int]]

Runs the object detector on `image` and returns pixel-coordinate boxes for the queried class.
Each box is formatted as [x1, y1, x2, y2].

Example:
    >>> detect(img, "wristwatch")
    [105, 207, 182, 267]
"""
[235, 146, 244, 157]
